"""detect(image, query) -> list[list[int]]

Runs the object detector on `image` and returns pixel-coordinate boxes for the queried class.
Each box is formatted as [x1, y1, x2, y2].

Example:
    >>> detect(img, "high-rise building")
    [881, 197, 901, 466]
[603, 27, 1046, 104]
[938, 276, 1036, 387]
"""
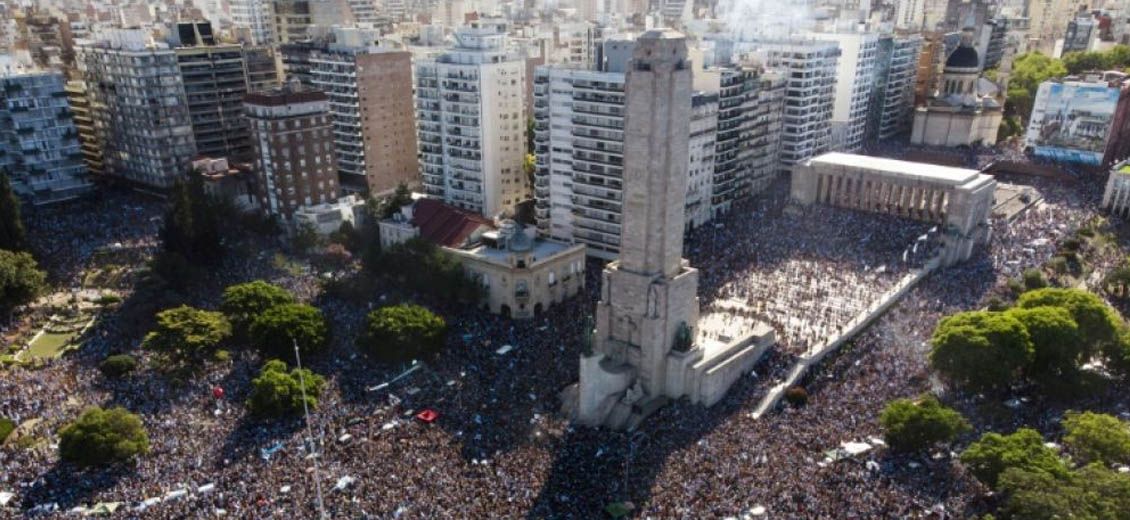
[230, 0, 275, 45]
[415, 20, 528, 217]
[244, 46, 280, 92]
[245, 85, 340, 220]
[532, 67, 626, 259]
[867, 32, 921, 142]
[76, 30, 196, 188]
[309, 28, 418, 195]
[273, 0, 312, 44]
[747, 40, 840, 167]
[64, 79, 102, 176]
[813, 31, 877, 153]
[173, 23, 255, 161]
[686, 92, 718, 230]
[0, 62, 92, 204]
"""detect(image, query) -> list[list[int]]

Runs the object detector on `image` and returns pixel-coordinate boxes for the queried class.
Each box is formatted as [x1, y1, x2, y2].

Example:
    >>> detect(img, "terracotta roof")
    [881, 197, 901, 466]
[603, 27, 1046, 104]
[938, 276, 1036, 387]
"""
[411, 198, 493, 248]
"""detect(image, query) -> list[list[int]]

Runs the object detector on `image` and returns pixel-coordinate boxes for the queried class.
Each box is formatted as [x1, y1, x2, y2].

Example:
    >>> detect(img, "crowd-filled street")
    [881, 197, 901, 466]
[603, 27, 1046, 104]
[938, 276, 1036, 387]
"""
[1, 160, 1127, 518]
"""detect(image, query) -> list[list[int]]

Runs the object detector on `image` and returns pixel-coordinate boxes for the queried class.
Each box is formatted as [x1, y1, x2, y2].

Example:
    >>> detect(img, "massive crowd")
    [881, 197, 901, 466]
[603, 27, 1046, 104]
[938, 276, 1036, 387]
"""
[0, 160, 1122, 518]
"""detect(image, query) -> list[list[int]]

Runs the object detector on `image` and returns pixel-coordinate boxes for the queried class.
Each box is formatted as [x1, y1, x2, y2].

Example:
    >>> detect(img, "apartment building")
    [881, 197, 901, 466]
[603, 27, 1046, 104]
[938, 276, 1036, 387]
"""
[812, 31, 877, 153]
[686, 92, 718, 230]
[174, 23, 254, 161]
[0, 63, 91, 204]
[64, 79, 102, 176]
[75, 29, 196, 188]
[415, 20, 528, 217]
[245, 85, 339, 220]
[230, 0, 274, 45]
[309, 28, 418, 195]
[867, 33, 921, 142]
[745, 39, 840, 167]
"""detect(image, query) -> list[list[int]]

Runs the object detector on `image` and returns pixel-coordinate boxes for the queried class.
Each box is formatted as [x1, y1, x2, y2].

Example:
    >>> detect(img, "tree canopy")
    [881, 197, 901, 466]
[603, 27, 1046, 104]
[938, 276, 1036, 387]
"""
[220, 280, 295, 332]
[1008, 53, 1068, 121]
[154, 172, 225, 288]
[0, 170, 26, 252]
[1061, 411, 1130, 466]
[929, 311, 1033, 392]
[1003, 306, 1082, 383]
[0, 249, 46, 314]
[142, 305, 232, 368]
[246, 359, 326, 418]
[58, 406, 149, 468]
[1017, 288, 1121, 351]
[879, 394, 970, 453]
[960, 428, 1070, 489]
[364, 238, 483, 303]
[359, 303, 447, 363]
[248, 303, 329, 359]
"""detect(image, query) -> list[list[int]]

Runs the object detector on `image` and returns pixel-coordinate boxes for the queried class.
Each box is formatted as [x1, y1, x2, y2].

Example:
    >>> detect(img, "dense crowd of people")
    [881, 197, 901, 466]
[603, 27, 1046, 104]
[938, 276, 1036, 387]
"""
[0, 157, 1122, 518]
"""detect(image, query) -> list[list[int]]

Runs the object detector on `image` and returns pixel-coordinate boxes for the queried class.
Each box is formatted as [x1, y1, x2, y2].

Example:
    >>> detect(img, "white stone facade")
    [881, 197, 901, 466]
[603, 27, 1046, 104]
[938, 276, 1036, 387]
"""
[416, 20, 529, 217]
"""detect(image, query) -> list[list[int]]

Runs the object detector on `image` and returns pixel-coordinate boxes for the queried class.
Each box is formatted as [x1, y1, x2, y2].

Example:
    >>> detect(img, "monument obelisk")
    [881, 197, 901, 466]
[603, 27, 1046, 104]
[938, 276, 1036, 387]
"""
[575, 29, 700, 428]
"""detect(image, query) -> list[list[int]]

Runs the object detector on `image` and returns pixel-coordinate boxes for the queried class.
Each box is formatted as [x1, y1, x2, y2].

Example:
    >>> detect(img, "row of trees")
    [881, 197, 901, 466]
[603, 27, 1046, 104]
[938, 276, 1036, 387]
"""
[363, 238, 483, 303]
[0, 172, 46, 317]
[960, 412, 1130, 518]
[1007, 46, 1130, 124]
[929, 288, 1129, 395]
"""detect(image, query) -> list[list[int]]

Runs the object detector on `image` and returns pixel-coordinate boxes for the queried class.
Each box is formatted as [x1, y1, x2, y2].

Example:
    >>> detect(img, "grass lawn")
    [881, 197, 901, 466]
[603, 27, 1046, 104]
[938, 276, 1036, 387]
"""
[21, 331, 78, 359]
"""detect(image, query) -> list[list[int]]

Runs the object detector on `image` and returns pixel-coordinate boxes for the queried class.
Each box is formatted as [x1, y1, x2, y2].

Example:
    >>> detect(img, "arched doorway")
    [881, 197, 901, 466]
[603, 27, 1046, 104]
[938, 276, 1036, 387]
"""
[500, 304, 511, 319]
[534, 303, 544, 317]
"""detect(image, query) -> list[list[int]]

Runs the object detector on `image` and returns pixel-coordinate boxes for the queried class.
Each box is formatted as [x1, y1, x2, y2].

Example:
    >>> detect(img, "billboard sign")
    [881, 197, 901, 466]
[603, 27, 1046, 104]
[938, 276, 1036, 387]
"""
[1026, 81, 1121, 166]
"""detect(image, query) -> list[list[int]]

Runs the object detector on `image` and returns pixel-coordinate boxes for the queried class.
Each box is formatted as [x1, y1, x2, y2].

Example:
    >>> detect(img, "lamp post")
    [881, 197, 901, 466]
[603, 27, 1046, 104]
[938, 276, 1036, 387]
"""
[294, 339, 328, 519]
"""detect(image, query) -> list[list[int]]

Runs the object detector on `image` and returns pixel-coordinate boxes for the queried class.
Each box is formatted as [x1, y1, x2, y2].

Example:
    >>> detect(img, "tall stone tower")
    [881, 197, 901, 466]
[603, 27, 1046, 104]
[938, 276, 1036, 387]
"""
[576, 29, 700, 428]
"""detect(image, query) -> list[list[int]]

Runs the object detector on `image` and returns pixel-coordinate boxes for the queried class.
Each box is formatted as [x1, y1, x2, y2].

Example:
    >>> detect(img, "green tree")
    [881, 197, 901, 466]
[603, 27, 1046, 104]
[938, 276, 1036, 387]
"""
[142, 305, 232, 368]
[0, 416, 14, 443]
[1021, 269, 1048, 291]
[1017, 288, 1122, 364]
[0, 249, 46, 314]
[360, 303, 447, 363]
[997, 463, 1130, 519]
[364, 238, 484, 303]
[380, 183, 413, 219]
[220, 280, 295, 332]
[159, 173, 223, 264]
[879, 394, 970, 453]
[99, 354, 138, 378]
[0, 170, 26, 251]
[1004, 306, 1082, 382]
[929, 311, 1033, 392]
[246, 359, 326, 418]
[960, 428, 1070, 489]
[1062, 51, 1111, 74]
[58, 406, 149, 468]
[1009, 53, 1067, 120]
[291, 222, 320, 253]
[248, 303, 328, 358]
[1062, 411, 1130, 465]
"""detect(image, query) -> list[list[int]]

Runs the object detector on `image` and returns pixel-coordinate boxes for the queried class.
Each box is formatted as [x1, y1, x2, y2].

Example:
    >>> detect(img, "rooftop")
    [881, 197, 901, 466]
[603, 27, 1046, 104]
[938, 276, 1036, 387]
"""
[807, 152, 986, 187]
[459, 238, 580, 266]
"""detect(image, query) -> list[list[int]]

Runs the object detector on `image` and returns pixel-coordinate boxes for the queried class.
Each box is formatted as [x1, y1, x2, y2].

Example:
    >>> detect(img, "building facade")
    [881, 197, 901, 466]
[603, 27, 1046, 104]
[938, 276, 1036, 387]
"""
[1024, 72, 1130, 167]
[867, 32, 921, 142]
[813, 31, 877, 153]
[175, 40, 253, 160]
[686, 92, 718, 230]
[230, 0, 275, 45]
[309, 30, 418, 195]
[76, 30, 197, 188]
[0, 66, 91, 204]
[416, 20, 529, 217]
[245, 86, 340, 220]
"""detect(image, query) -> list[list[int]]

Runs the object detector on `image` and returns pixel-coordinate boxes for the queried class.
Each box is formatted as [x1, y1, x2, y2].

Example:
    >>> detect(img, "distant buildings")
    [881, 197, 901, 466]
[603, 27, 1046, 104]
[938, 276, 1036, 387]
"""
[229, 0, 275, 45]
[415, 20, 529, 217]
[813, 31, 877, 153]
[0, 61, 92, 204]
[76, 30, 197, 188]
[867, 33, 921, 142]
[244, 85, 340, 220]
[1024, 71, 1130, 167]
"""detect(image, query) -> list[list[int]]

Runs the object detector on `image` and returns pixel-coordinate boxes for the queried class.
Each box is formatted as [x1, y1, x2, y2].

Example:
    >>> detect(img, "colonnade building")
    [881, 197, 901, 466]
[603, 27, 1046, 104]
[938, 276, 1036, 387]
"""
[791, 152, 996, 266]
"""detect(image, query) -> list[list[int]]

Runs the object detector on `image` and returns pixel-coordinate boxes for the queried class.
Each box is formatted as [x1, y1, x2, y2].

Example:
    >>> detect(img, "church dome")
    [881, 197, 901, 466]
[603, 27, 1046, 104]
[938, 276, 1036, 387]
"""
[945, 45, 980, 69]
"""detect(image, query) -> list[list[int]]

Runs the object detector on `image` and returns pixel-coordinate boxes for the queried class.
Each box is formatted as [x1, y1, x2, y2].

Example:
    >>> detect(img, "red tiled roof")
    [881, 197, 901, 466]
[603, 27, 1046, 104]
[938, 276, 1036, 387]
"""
[411, 198, 494, 248]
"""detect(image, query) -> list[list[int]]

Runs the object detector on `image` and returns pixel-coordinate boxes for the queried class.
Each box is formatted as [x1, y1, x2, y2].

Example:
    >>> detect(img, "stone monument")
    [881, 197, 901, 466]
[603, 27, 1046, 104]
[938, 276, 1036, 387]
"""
[568, 30, 774, 430]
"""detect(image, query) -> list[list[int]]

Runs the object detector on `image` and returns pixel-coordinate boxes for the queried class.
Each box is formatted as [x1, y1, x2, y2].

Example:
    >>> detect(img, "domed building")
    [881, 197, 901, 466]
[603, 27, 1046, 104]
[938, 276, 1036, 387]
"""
[910, 30, 1003, 147]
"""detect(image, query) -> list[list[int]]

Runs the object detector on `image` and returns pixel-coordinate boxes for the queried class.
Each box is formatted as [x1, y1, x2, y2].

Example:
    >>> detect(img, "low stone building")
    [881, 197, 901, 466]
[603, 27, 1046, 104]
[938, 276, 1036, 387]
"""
[381, 199, 587, 319]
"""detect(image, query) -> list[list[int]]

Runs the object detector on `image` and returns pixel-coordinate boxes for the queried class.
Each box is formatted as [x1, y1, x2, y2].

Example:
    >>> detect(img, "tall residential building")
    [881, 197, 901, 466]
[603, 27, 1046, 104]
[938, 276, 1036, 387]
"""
[416, 20, 528, 217]
[245, 85, 340, 220]
[273, 0, 312, 44]
[686, 92, 718, 230]
[867, 32, 921, 142]
[310, 29, 418, 195]
[76, 30, 196, 188]
[813, 31, 877, 153]
[532, 67, 626, 259]
[0, 63, 91, 204]
[230, 0, 275, 45]
[748, 40, 840, 167]
[244, 46, 280, 92]
[174, 25, 254, 160]
[64, 80, 101, 176]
